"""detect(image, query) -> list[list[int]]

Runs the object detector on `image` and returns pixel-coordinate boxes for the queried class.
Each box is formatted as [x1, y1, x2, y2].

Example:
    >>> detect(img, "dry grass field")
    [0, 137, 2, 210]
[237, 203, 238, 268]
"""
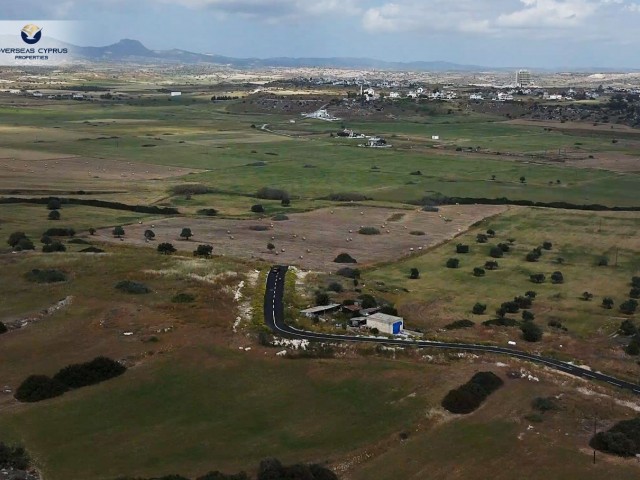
[95, 205, 506, 271]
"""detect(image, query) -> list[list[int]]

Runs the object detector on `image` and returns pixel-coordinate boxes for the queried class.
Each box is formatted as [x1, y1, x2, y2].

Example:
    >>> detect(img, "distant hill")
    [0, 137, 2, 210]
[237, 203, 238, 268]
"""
[70, 38, 489, 71]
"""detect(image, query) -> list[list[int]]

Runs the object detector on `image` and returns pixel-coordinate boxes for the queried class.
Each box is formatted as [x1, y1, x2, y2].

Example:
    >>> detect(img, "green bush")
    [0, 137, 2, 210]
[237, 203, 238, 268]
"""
[172, 293, 196, 303]
[472, 303, 487, 315]
[48, 210, 61, 221]
[336, 267, 360, 278]
[410, 230, 426, 236]
[551, 271, 564, 284]
[251, 204, 265, 213]
[194, 245, 213, 257]
[42, 242, 66, 253]
[256, 187, 289, 201]
[334, 253, 357, 264]
[115, 280, 151, 294]
[620, 299, 639, 315]
[68, 238, 90, 245]
[521, 322, 543, 342]
[158, 243, 177, 255]
[590, 418, 640, 457]
[25, 269, 68, 283]
[0, 322, 7, 335]
[489, 246, 504, 259]
[532, 397, 559, 412]
[445, 319, 475, 330]
[484, 261, 499, 271]
[197, 208, 219, 217]
[0, 442, 30, 470]
[53, 357, 126, 390]
[44, 227, 75, 237]
[441, 372, 503, 414]
[446, 258, 460, 269]
[456, 244, 470, 254]
[530, 273, 546, 284]
[80, 247, 105, 253]
[272, 214, 289, 221]
[14, 375, 68, 403]
[327, 282, 343, 293]
[358, 227, 381, 235]
[473, 267, 485, 277]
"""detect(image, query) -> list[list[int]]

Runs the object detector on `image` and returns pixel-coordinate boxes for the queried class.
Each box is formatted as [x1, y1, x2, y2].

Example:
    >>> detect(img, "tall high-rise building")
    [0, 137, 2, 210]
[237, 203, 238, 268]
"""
[516, 69, 532, 87]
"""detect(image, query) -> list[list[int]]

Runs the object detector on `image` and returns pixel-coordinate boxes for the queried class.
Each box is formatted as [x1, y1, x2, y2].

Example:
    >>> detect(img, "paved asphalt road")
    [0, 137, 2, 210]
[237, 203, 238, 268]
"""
[264, 265, 640, 396]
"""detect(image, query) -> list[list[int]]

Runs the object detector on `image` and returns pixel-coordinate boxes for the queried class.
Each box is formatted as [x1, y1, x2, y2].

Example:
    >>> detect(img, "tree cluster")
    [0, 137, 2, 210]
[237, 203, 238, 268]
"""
[590, 417, 640, 457]
[15, 357, 126, 403]
[441, 372, 504, 414]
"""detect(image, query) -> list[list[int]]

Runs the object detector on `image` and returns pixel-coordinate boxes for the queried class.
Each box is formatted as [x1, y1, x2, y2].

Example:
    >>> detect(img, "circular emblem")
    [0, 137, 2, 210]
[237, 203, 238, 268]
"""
[21, 24, 42, 45]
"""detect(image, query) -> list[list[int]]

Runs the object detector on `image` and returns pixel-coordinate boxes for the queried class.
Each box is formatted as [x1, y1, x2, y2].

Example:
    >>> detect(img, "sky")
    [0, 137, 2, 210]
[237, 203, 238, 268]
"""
[3, 0, 640, 68]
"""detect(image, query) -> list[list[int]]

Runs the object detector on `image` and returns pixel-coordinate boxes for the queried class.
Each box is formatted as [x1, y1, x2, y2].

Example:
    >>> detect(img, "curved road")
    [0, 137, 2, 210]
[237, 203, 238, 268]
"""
[264, 265, 640, 395]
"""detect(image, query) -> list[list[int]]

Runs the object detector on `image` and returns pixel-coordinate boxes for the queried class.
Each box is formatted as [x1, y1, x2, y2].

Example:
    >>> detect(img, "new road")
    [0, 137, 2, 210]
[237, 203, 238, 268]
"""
[264, 265, 640, 396]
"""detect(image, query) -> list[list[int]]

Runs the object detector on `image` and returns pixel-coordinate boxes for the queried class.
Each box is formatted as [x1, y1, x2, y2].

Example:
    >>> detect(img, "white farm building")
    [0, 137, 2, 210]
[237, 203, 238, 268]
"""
[366, 313, 404, 335]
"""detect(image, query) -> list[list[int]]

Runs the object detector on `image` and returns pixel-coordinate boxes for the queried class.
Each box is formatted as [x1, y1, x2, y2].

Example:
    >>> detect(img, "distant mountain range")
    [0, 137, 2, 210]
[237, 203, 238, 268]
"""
[2, 36, 635, 72]
[69, 39, 491, 72]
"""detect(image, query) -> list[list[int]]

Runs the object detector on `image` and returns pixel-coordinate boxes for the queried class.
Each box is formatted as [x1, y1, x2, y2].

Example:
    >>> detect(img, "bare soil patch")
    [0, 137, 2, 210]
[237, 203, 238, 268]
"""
[97, 205, 507, 271]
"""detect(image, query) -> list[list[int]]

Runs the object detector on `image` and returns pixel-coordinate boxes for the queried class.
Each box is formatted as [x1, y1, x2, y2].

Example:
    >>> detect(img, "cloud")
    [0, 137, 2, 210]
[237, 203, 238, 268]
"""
[495, 0, 597, 28]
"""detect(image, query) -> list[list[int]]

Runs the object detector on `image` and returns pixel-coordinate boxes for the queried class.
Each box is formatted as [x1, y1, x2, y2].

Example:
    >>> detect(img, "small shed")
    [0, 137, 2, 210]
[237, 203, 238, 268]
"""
[300, 304, 341, 318]
[366, 313, 404, 335]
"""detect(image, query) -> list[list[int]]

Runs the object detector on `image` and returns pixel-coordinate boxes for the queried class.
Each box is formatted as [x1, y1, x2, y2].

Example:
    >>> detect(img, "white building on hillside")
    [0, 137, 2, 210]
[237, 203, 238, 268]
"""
[366, 313, 404, 335]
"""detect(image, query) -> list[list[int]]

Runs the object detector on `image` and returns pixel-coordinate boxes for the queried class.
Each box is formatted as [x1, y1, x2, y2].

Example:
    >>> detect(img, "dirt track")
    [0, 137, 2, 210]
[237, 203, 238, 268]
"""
[97, 205, 508, 271]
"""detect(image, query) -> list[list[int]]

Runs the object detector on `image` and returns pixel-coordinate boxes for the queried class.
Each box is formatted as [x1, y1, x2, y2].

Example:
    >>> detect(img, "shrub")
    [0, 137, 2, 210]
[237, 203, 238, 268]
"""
[194, 245, 213, 257]
[445, 319, 475, 330]
[485, 261, 499, 271]
[633, 277, 640, 288]
[68, 238, 90, 245]
[489, 246, 504, 259]
[598, 257, 609, 266]
[619, 319, 637, 336]
[359, 294, 377, 309]
[522, 310, 535, 322]
[281, 198, 291, 207]
[409, 268, 420, 279]
[602, 297, 614, 309]
[80, 247, 105, 253]
[272, 214, 289, 221]
[324, 192, 372, 202]
[172, 293, 196, 303]
[327, 282, 343, 293]
[88, 228, 96, 235]
[625, 339, 640, 356]
[25, 269, 67, 283]
[197, 208, 219, 217]
[171, 184, 213, 196]
[256, 187, 289, 201]
[473, 267, 485, 277]
[476, 233, 488, 243]
[410, 230, 426, 236]
[144, 230, 156, 240]
[501, 301, 520, 314]
[525, 291, 537, 299]
[48, 210, 61, 220]
[582, 291, 594, 301]
[180, 227, 193, 240]
[630, 288, 640, 299]
[472, 303, 487, 315]
[441, 372, 503, 414]
[456, 244, 470, 254]
[42, 242, 66, 253]
[446, 258, 460, 269]
[53, 357, 126, 390]
[380, 305, 399, 316]
[514, 296, 533, 309]
[0, 442, 30, 470]
[526, 251, 540, 262]
[115, 280, 151, 294]
[158, 243, 177, 255]
[14, 375, 68, 403]
[497, 243, 510, 253]
[422, 206, 440, 212]
[542, 241, 553, 250]
[550, 271, 564, 284]
[112, 226, 125, 238]
[47, 198, 61, 210]
[359, 227, 381, 235]
[334, 253, 357, 264]
[483, 317, 519, 327]
[8, 232, 27, 247]
[336, 267, 360, 278]
[532, 397, 559, 412]
[44, 228, 75, 237]
[249, 225, 270, 231]
[521, 322, 543, 342]
[15, 238, 36, 251]
[486, 229, 496, 237]
[0, 322, 7, 335]
[620, 299, 639, 315]
[590, 418, 640, 457]
[315, 292, 330, 306]
[251, 204, 265, 213]
[530, 273, 545, 284]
